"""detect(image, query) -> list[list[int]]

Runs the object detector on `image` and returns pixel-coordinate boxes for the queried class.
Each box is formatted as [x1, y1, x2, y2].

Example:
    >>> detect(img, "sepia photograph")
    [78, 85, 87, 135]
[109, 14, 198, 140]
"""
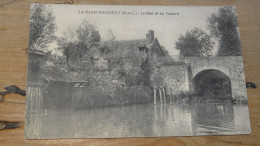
[26, 4, 251, 139]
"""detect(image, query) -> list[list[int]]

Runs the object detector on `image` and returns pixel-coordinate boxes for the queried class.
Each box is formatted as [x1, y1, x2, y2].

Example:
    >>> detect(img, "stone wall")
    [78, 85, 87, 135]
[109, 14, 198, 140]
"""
[159, 64, 190, 96]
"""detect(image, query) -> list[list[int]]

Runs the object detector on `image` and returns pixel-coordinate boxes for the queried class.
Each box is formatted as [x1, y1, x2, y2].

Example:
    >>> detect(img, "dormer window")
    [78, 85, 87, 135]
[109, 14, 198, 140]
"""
[138, 44, 148, 55]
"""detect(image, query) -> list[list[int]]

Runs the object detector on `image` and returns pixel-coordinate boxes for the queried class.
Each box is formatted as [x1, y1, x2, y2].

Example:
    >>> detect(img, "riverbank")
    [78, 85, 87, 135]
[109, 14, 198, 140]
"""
[167, 93, 248, 105]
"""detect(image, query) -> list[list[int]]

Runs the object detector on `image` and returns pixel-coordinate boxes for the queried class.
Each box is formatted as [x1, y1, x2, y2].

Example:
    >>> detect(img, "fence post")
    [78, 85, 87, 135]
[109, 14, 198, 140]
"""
[163, 88, 166, 103]
[159, 88, 163, 104]
[153, 87, 157, 104]
[170, 89, 173, 104]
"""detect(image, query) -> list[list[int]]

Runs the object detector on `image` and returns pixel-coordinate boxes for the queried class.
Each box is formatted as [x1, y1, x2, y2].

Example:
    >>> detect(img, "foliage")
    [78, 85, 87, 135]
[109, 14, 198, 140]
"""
[105, 29, 116, 41]
[103, 39, 149, 86]
[57, 29, 77, 71]
[208, 7, 241, 56]
[29, 4, 56, 51]
[57, 20, 152, 89]
[28, 4, 56, 82]
[58, 20, 100, 72]
[76, 20, 100, 57]
[136, 57, 152, 86]
[176, 28, 214, 57]
[75, 86, 152, 108]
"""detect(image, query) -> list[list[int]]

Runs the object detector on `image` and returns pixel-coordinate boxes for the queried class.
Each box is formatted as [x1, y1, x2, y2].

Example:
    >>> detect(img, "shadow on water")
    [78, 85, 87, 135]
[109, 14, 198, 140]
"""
[39, 101, 250, 138]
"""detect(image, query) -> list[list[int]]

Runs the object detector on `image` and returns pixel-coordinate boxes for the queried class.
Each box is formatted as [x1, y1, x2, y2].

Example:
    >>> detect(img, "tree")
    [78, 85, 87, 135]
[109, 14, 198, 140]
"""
[29, 4, 56, 51]
[208, 7, 241, 56]
[105, 29, 116, 41]
[76, 20, 100, 57]
[75, 20, 101, 74]
[58, 20, 101, 72]
[176, 28, 214, 57]
[57, 29, 77, 71]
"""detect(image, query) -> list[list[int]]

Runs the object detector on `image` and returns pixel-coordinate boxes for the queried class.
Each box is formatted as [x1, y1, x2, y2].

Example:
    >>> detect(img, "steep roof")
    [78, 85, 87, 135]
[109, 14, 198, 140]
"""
[102, 39, 150, 59]
[115, 39, 150, 48]
[149, 38, 165, 57]
[104, 37, 166, 59]
[114, 39, 150, 54]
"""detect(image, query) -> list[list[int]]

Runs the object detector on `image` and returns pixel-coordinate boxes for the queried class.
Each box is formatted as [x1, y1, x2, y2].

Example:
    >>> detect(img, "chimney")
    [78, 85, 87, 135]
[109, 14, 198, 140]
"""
[146, 30, 154, 43]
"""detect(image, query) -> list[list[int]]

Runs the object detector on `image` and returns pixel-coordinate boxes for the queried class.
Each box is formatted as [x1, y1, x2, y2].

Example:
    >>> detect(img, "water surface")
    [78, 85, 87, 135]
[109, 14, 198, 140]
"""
[39, 102, 251, 138]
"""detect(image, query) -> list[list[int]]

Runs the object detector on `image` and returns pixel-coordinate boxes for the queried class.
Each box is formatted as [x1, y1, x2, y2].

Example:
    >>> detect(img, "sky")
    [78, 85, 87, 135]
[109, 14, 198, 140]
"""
[40, 4, 220, 55]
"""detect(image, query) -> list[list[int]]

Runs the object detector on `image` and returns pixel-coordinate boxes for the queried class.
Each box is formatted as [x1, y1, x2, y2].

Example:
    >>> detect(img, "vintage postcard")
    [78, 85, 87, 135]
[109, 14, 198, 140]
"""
[26, 4, 251, 139]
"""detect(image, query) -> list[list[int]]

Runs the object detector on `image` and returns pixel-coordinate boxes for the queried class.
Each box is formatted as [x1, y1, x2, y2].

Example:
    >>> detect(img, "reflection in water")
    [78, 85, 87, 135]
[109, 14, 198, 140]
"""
[39, 103, 251, 138]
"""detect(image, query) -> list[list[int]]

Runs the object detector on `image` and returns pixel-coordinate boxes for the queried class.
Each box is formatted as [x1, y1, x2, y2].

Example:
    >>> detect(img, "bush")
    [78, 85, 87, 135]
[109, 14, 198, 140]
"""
[75, 86, 152, 109]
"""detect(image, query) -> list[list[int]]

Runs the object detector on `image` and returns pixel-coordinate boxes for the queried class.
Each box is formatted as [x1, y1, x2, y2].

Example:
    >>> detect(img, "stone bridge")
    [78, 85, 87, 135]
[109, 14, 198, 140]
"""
[185, 56, 247, 100]
[152, 56, 247, 103]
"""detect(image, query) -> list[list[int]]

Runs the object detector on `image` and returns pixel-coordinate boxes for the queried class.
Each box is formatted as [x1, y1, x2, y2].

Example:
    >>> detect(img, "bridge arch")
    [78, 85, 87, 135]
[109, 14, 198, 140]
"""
[192, 69, 232, 98]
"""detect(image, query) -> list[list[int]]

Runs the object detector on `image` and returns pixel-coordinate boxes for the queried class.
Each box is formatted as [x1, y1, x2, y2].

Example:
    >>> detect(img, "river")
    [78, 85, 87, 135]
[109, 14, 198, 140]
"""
[39, 102, 251, 138]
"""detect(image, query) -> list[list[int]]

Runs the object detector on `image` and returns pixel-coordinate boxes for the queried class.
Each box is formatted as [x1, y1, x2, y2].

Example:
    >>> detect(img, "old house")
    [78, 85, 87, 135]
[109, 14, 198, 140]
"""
[91, 30, 166, 69]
